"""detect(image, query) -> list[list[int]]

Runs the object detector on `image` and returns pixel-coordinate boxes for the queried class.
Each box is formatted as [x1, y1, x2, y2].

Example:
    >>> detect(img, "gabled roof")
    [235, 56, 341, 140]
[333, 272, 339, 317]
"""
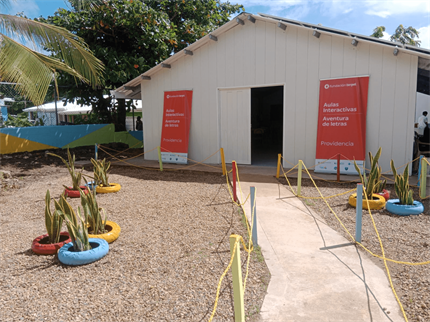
[113, 12, 430, 99]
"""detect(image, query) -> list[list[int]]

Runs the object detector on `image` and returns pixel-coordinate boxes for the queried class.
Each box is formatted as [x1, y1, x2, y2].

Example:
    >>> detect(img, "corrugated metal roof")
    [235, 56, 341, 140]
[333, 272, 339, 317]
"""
[113, 12, 430, 99]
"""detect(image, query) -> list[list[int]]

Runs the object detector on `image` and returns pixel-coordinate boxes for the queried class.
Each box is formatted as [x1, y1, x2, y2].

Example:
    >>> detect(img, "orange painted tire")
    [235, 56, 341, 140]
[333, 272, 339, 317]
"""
[88, 220, 121, 243]
[348, 193, 386, 210]
[64, 186, 89, 198]
[96, 183, 121, 194]
[32, 232, 71, 255]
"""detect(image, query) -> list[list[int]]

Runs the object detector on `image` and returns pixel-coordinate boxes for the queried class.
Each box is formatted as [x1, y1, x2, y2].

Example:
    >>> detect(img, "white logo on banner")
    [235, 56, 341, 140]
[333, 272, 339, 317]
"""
[324, 84, 330, 89]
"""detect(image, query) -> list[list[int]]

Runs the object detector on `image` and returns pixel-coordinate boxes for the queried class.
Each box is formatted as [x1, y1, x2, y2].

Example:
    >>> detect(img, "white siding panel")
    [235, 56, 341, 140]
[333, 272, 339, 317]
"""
[234, 25, 245, 87]
[305, 30, 320, 166]
[265, 22, 276, 84]
[331, 37, 344, 77]
[392, 54, 411, 168]
[255, 20, 266, 84]
[377, 47, 397, 170]
[284, 26, 297, 165]
[275, 26, 286, 83]
[243, 19, 256, 86]
[189, 48, 202, 161]
[294, 28, 308, 164]
[366, 45, 383, 164]
[318, 34, 332, 79]
[225, 28, 236, 88]
[407, 56, 419, 173]
[199, 44, 211, 161]
[216, 31, 226, 88]
[342, 38, 357, 76]
[207, 41, 219, 163]
[355, 42, 370, 75]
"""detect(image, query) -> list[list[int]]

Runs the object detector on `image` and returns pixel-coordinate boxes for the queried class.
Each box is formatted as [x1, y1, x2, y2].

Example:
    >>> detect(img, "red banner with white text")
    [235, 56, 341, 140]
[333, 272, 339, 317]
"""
[315, 76, 369, 174]
[160, 90, 193, 164]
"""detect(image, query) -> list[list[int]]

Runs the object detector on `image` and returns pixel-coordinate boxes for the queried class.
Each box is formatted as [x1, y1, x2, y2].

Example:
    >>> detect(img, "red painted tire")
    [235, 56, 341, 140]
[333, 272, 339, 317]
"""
[64, 186, 89, 198]
[31, 232, 71, 255]
[377, 189, 390, 201]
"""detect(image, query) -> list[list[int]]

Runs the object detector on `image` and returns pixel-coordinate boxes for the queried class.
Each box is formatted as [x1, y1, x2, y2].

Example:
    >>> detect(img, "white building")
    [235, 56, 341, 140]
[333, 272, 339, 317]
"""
[114, 13, 430, 172]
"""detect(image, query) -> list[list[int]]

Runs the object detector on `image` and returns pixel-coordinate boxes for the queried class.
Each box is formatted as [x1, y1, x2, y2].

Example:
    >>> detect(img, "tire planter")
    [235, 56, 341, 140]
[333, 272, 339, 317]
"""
[386, 199, 424, 216]
[64, 186, 89, 198]
[88, 220, 121, 243]
[31, 232, 71, 255]
[348, 193, 386, 210]
[96, 183, 121, 194]
[376, 189, 390, 201]
[58, 238, 109, 266]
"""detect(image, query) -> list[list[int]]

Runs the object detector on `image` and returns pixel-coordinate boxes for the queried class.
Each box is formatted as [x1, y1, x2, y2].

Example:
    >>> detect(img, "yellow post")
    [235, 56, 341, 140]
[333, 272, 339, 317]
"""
[229, 235, 245, 322]
[297, 160, 302, 196]
[220, 148, 227, 176]
[157, 146, 163, 171]
[276, 154, 281, 178]
[420, 157, 427, 199]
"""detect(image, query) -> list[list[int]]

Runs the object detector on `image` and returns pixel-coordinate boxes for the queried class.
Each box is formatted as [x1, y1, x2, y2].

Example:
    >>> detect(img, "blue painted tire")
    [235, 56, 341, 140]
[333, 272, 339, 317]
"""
[386, 199, 424, 216]
[58, 238, 109, 266]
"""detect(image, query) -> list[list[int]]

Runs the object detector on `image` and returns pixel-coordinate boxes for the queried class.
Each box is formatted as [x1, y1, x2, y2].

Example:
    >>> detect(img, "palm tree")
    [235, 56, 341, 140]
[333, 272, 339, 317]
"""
[390, 24, 421, 47]
[0, 0, 104, 105]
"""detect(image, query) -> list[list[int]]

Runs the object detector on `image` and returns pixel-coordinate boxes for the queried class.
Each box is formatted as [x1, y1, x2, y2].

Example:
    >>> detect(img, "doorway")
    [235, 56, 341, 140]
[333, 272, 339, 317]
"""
[251, 86, 284, 166]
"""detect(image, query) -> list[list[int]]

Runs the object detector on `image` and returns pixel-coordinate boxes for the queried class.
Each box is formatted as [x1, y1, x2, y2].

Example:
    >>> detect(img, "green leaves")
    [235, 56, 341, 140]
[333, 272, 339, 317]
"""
[91, 158, 111, 187]
[55, 193, 92, 252]
[354, 147, 386, 199]
[45, 189, 64, 244]
[391, 161, 414, 205]
[80, 187, 107, 235]
[48, 148, 83, 190]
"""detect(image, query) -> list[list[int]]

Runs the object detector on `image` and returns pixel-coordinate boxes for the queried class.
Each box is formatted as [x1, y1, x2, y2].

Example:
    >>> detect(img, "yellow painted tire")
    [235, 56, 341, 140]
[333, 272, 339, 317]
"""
[88, 220, 121, 243]
[96, 183, 121, 194]
[348, 193, 386, 210]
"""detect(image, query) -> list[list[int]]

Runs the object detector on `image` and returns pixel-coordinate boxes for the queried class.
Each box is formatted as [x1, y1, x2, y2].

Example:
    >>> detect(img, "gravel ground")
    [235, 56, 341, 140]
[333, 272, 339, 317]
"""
[0, 148, 270, 322]
[277, 176, 430, 322]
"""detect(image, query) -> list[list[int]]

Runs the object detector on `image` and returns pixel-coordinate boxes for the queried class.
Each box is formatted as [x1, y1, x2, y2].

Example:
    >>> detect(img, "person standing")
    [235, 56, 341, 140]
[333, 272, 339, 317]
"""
[417, 111, 428, 136]
[136, 116, 143, 131]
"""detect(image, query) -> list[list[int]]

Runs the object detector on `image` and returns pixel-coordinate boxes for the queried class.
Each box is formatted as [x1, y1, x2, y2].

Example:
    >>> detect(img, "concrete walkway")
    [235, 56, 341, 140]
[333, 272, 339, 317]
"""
[236, 173, 404, 322]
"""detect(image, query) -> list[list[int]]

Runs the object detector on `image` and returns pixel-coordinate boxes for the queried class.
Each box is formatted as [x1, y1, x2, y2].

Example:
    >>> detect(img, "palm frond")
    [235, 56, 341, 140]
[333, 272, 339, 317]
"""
[0, 34, 90, 105]
[0, 14, 104, 104]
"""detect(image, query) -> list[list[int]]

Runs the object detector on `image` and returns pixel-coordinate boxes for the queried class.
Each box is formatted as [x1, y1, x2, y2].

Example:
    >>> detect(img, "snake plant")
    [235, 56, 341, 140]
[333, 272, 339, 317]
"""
[44, 189, 63, 244]
[80, 187, 107, 235]
[390, 161, 414, 205]
[354, 147, 387, 200]
[55, 194, 91, 251]
[91, 158, 111, 187]
[48, 148, 83, 190]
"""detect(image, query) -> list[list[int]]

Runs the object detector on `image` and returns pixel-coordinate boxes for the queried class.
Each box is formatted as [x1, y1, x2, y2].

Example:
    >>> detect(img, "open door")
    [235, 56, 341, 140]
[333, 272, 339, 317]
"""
[219, 88, 251, 164]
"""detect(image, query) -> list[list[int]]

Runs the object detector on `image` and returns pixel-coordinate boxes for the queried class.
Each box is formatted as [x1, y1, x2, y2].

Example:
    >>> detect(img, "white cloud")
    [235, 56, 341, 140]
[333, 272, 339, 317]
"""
[365, 10, 392, 18]
[381, 31, 391, 41]
[418, 25, 430, 49]
[364, 0, 430, 17]
[6, 0, 39, 17]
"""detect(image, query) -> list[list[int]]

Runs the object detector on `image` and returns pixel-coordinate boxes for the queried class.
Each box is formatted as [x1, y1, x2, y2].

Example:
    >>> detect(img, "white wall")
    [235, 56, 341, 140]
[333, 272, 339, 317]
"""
[141, 19, 418, 172]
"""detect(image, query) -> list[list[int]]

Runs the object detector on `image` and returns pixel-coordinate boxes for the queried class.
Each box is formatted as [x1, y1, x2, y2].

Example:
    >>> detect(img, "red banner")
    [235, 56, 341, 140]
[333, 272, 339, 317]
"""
[160, 90, 193, 164]
[315, 76, 369, 174]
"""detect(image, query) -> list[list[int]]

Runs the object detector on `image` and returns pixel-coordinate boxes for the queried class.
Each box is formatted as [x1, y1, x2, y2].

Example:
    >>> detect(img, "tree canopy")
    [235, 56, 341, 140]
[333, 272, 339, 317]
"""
[370, 24, 421, 47]
[39, 0, 244, 130]
[0, 1, 104, 106]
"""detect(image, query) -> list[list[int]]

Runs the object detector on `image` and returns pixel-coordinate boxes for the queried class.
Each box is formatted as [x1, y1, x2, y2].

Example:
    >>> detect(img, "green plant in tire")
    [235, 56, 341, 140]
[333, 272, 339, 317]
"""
[55, 194, 91, 251]
[390, 161, 414, 205]
[48, 148, 83, 190]
[44, 189, 64, 244]
[354, 147, 386, 200]
[91, 158, 111, 187]
[80, 187, 107, 234]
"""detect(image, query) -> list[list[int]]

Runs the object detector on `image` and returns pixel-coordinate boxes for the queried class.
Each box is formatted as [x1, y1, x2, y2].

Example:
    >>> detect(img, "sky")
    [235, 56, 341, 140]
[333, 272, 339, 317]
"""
[5, 0, 430, 49]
